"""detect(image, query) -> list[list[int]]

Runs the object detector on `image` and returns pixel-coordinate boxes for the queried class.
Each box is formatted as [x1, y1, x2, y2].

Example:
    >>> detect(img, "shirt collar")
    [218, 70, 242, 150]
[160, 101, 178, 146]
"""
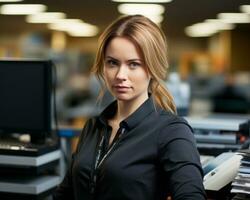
[98, 95, 157, 130]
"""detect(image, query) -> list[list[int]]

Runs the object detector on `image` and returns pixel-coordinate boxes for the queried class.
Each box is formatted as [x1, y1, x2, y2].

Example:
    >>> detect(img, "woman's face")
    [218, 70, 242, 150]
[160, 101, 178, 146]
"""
[104, 37, 151, 103]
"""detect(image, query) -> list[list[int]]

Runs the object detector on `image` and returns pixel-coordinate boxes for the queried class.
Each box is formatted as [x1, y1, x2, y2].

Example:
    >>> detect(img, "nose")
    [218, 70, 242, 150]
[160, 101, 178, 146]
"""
[115, 65, 127, 81]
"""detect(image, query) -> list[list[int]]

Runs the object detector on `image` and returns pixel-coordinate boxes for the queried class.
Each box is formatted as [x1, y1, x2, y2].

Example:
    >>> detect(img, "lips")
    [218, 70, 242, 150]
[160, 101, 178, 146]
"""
[113, 85, 131, 92]
[114, 85, 130, 88]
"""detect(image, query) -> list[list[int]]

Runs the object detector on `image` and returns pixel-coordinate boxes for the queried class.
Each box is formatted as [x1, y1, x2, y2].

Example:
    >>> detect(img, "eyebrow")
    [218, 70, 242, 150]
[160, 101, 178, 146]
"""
[105, 56, 119, 62]
[105, 56, 142, 62]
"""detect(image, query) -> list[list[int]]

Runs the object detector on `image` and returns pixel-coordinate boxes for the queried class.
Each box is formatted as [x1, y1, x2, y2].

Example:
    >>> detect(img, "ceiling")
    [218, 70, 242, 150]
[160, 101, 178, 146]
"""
[0, 0, 250, 38]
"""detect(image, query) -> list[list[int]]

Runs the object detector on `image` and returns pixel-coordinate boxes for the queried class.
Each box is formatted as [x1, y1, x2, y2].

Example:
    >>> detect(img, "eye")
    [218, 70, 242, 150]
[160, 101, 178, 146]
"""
[129, 62, 141, 69]
[106, 59, 119, 67]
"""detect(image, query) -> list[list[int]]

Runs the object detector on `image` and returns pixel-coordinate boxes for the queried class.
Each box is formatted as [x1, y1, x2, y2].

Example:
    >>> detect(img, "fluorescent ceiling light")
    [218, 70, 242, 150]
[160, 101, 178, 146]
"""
[218, 13, 250, 23]
[67, 26, 99, 37]
[0, 4, 46, 15]
[66, 23, 99, 37]
[112, 0, 171, 2]
[205, 19, 235, 30]
[0, 0, 23, 2]
[185, 23, 219, 37]
[118, 14, 163, 23]
[185, 19, 236, 38]
[48, 19, 84, 31]
[146, 14, 163, 23]
[240, 5, 250, 14]
[48, 19, 99, 37]
[118, 4, 165, 15]
[26, 12, 66, 23]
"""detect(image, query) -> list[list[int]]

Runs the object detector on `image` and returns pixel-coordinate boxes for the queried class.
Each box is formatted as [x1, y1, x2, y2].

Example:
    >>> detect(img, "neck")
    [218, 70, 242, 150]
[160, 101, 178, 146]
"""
[115, 93, 149, 122]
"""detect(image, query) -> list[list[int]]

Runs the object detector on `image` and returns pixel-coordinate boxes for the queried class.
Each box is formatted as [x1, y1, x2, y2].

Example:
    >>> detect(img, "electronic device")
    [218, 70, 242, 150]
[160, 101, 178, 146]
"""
[0, 59, 58, 156]
[185, 115, 250, 156]
[0, 59, 60, 199]
[203, 153, 242, 191]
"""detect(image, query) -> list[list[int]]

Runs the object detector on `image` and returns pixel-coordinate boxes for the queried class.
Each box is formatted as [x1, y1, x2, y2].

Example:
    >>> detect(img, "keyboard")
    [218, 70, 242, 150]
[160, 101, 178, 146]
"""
[0, 140, 59, 156]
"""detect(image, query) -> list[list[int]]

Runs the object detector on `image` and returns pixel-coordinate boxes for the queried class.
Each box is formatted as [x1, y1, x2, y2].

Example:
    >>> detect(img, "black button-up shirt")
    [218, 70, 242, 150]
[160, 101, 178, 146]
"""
[54, 97, 206, 200]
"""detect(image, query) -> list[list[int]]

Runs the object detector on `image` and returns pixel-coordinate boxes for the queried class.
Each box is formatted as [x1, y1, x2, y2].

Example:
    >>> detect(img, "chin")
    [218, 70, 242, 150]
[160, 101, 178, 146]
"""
[114, 93, 132, 101]
[115, 96, 131, 101]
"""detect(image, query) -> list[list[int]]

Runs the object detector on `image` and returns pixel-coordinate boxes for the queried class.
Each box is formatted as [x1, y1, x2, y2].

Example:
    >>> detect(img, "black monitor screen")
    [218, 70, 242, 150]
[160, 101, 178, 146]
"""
[0, 60, 52, 134]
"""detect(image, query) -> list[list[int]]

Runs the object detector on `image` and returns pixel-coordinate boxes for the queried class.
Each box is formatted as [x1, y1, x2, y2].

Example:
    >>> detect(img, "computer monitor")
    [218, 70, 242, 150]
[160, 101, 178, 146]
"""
[0, 59, 53, 143]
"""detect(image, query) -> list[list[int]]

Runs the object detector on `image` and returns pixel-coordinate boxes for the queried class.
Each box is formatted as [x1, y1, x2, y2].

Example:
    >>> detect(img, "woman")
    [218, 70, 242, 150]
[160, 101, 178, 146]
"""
[54, 15, 206, 200]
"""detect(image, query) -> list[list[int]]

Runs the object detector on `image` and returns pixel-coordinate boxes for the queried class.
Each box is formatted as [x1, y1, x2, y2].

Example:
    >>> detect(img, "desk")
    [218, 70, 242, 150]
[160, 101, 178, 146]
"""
[0, 175, 60, 200]
[0, 150, 62, 200]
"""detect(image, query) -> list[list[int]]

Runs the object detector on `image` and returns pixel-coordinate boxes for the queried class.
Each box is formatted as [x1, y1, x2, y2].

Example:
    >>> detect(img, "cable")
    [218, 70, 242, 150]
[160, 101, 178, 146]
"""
[50, 60, 59, 142]
[50, 60, 70, 166]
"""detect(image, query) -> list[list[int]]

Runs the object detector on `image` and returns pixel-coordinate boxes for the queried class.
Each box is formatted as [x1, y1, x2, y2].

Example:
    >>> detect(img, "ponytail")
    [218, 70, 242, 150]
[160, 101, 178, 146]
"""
[150, 80, 177, 114]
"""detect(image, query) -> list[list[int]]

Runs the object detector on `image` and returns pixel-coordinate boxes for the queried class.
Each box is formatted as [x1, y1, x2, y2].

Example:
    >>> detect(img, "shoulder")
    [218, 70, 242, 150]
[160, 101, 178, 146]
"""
[157, 109, 192, 130]
[75, 116, 99, 153]
[78, 117, 99, 140]
[84, 116, 98, 128]
[81, 116, 101, 134]
[157, 110, 195, 145]
[156, 111, 201, 167]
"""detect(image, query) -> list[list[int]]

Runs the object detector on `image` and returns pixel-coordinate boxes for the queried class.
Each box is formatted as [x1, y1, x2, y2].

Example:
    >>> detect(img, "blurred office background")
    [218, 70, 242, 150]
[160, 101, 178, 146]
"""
[0, 0, 250, 126]
[1, 2, 250, 199]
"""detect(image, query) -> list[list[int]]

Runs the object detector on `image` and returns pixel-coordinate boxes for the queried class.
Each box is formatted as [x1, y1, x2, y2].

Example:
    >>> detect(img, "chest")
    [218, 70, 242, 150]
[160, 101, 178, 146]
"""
[73, 125, 160, 184]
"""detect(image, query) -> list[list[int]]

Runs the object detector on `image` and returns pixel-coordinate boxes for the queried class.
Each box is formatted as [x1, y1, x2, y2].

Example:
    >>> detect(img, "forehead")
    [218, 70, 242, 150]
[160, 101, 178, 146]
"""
[105, 37, 143, 60]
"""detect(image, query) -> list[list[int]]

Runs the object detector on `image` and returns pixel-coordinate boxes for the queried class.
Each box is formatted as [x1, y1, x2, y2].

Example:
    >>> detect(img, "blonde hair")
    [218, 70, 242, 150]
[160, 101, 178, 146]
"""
[92, 15, 176, 114]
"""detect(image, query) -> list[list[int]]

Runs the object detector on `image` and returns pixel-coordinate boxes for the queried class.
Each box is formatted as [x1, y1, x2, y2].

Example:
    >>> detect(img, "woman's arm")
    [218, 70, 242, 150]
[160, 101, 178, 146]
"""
[53, 154, 75, 200]
[158, 120, 206, 200]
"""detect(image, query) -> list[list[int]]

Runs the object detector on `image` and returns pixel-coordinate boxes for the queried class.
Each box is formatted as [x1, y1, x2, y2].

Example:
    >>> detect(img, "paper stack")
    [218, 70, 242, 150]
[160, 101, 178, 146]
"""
[231, 150, 250, 199]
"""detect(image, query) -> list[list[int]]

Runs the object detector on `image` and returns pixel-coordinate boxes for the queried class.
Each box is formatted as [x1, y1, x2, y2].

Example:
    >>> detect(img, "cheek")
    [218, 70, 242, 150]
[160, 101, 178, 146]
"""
[132, 72, 150, 88]
[103, 69, 113, 87]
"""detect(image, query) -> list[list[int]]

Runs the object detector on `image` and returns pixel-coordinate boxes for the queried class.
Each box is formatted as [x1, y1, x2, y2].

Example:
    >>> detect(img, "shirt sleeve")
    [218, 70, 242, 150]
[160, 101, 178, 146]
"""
[158, 120, 206, 200]
[53, 154, 75, 200]
[53, 118, 93, 200]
